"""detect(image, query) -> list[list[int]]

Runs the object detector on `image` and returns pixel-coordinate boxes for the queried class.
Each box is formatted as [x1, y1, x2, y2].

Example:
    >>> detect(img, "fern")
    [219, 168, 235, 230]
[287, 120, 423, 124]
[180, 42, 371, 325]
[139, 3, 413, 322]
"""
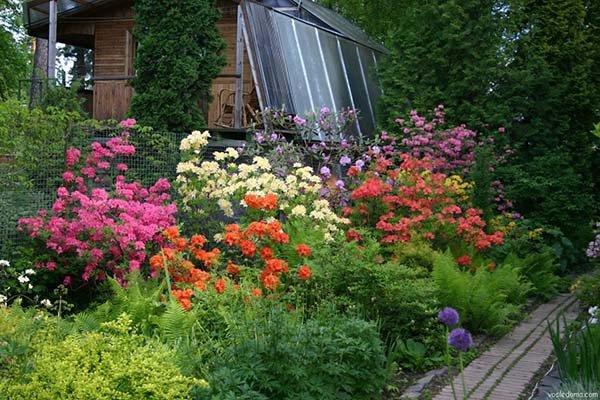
[432, 251, 524, 336]
[158, 301, 199, 342]
[501, 252, 560, 300]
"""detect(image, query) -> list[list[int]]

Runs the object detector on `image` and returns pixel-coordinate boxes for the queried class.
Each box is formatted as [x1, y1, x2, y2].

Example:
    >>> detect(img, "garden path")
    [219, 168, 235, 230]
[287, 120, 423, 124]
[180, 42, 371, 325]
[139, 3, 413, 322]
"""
[433, 293, 579, 400]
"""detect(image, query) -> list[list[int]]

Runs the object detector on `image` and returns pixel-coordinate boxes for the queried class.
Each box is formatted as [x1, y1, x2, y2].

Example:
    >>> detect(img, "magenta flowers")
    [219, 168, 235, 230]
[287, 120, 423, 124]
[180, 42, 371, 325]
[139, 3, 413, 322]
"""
[19, 121, 176, 285]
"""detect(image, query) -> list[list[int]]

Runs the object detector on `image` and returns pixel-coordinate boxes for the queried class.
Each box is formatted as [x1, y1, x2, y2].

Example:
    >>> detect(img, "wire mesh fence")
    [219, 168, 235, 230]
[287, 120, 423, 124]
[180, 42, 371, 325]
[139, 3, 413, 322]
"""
[0, 124, 204, 255]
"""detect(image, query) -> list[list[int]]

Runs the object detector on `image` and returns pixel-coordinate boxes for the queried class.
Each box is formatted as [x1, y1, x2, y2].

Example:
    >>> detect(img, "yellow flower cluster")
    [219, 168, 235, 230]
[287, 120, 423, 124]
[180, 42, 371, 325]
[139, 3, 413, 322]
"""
[444, 175, 473, 202]
[176, 131, 349, 241]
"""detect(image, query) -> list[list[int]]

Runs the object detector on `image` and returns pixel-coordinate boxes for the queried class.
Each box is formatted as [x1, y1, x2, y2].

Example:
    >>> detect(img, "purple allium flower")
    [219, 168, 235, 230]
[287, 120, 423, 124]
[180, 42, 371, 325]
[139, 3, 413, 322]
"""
[335, 180, 345, 189]
[355, 159, 365, 169]
[293, 115, 307, 126]
[270, 133, 279, 141]
[320, 166, 331, 177]
[320, 106, 331, 115]
[438, 307, 460, 327]
[340, 155, 352, 166]
[448, 328, 473, 352]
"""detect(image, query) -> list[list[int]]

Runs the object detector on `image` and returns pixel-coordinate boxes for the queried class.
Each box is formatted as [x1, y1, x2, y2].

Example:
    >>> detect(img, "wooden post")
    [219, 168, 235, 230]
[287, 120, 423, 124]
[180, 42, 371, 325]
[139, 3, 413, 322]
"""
[234, 5, 244, 128]
[48, 0, 58, 79]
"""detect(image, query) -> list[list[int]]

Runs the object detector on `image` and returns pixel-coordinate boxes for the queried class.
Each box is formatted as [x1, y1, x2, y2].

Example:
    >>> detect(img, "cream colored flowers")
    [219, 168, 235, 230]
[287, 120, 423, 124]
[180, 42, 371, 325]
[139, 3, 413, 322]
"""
[177, 131, 349, 240]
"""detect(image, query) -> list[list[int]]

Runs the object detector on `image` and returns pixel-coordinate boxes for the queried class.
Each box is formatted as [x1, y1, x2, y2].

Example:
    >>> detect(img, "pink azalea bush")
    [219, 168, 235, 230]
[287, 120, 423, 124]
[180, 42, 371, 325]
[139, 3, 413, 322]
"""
[396, 105, 477, 173]
[18, 121, 177, 284]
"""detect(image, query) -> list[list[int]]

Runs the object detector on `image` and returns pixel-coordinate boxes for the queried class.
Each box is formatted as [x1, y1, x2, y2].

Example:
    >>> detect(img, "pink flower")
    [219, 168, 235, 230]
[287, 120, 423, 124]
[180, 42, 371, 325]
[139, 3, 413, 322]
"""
[116, 163, 128, 172]
[65, 147, 81, 168]
[119, 118, 137, 129]
[63, 276, 72, 286]
[62, 171, 75, 182]
[498, 127, 505, 134]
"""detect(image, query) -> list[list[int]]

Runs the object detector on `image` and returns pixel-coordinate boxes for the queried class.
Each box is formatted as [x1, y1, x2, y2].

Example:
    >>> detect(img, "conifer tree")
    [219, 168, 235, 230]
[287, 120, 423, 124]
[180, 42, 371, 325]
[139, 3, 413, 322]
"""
[131, 0, 226, 132]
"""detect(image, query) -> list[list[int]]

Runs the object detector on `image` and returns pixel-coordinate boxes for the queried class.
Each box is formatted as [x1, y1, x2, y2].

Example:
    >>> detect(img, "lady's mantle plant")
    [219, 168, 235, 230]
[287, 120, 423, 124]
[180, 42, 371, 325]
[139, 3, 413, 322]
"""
[18, 120, 177, 285]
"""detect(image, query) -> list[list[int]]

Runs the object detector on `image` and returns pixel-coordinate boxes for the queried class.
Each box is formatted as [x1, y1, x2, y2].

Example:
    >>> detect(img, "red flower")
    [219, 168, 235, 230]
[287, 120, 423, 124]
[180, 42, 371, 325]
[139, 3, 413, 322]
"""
[351, 177, 391, 200]
[346, 229, 362, 242]
[172, 288, 193, 311]
[265, 258, 289, 275]
[251, 288, 263, 297]
[190, 234, 206, 248]
[262, 273, 279, 290]
[164, 226, 180, 241]
[296, 244, 312, 257]
[226, 261, 241, 276]
[239, 240, 256, 257]
[297, 265, 312, 281]
[456, 255, 472, 267]
[214, 278, 226, 294]
[260, 246, 274, 260]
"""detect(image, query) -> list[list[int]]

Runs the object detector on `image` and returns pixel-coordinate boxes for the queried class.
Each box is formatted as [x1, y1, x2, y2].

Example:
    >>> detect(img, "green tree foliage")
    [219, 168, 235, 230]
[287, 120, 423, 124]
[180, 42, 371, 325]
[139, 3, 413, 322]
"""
[317, 0, 410, 41]
[497, 0, 600, 244]
[377, 0, 508, 131]
[327, 0, 599, 244]
[0, 0, 29, 100]
[130, 0, 226, 132]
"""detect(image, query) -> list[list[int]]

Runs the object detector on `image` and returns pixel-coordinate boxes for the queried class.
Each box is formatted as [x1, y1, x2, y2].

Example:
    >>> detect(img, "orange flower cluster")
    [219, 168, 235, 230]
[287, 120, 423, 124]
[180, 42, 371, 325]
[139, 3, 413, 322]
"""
[149, 227, 222, 309]
[223, 221, 310, 292]
[151, 222, 314, 311]
[244, 193, 278, 211]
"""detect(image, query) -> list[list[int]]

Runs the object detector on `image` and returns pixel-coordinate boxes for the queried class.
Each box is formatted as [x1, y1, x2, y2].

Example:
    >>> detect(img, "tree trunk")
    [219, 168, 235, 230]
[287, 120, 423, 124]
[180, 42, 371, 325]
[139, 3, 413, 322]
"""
[29, 37, 48, 108]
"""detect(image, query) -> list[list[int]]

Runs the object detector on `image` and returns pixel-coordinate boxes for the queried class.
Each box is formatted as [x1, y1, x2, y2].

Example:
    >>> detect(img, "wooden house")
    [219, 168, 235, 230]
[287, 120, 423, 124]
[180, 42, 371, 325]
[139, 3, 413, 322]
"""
[23, 0, 387, 134]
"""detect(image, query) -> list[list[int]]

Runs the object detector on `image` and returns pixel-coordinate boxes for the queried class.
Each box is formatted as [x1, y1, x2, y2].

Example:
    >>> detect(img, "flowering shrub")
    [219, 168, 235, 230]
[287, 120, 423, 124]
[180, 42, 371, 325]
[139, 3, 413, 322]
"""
[149, 220, 315, 310]
[345, 154, 504, 251]
[586, 223, 600, 259]
[395, 106, 477, 173]
[18, 122, 177, 285]
[176, 130, 348, 241]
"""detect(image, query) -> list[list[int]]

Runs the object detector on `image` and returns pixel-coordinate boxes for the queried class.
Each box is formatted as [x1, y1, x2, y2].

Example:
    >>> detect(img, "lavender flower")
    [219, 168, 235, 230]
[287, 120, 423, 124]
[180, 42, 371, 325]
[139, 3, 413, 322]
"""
[293, 115, 307, 126]
[355, 159, 365, 170]
[438, 307, 460, 327]
[335, 180, 345, 189]
[448, 328, 473, 352]
[340, 155, 352, 166]
[320, 166, 331, 177]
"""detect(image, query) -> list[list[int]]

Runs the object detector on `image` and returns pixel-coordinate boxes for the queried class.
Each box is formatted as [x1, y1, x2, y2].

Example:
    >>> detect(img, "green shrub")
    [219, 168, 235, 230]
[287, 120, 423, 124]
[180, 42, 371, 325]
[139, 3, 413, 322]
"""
[572, 271, 600, 308]
[67, 276, 388, 399]
[206, 306, 387, 400]
[0, 312, 204, 400]
[432, 251, 528, 336]
[315, 238, 441, 348]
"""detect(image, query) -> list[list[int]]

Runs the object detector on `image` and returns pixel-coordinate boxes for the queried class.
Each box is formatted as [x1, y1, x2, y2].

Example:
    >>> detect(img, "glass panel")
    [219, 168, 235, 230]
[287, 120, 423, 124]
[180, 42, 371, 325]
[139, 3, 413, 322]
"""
[292, 21, 333, 114]
[358, 46, 382, 124]
[273, 13, 312, 115]
[245, 2, 294, 110]
[339, 38, 375, 136]
[317, 30, 352, 112]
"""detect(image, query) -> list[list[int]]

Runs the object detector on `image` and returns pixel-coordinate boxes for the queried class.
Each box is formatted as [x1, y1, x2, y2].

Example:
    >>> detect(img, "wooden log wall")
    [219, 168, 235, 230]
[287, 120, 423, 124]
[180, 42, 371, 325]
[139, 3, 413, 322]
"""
[93, 20, 135, 121]
[83, 0, 257, 125]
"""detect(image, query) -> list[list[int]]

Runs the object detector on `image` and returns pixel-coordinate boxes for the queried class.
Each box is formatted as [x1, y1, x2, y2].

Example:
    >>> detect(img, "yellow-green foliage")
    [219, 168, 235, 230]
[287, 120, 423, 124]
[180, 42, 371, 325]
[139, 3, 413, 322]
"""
[0, 312, 206, 400]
